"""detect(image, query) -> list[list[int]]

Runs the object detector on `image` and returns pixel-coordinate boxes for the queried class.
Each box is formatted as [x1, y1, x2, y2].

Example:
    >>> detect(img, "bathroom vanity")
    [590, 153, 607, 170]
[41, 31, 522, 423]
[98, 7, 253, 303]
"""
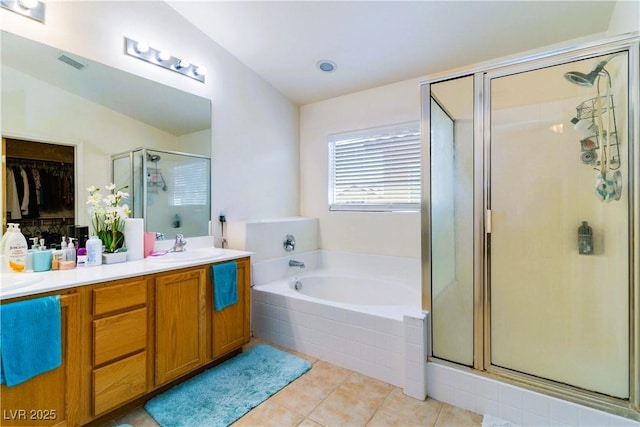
[0, 249, 251, 426]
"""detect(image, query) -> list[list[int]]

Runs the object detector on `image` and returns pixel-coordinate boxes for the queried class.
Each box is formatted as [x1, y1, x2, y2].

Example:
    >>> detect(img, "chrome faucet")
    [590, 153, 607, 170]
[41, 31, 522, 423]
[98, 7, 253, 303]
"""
[172, 234, 187, 252]
[289, 259, 305, 268]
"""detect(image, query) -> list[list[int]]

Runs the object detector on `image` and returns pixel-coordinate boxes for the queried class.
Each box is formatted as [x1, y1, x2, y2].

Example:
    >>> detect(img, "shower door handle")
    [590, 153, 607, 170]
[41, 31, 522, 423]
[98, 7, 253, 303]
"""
[486, 209, 492, 234]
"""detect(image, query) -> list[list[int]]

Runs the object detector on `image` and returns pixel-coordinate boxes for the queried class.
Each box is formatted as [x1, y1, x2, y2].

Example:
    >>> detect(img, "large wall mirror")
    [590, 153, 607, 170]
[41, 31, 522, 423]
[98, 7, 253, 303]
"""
[1, 30, 212, 245]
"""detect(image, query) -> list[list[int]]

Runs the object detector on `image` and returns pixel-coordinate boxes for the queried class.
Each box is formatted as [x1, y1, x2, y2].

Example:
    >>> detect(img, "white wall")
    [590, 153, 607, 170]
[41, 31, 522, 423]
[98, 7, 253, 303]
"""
[607, 1, 640, 36]
[1, 1, 299, 240]
[299, 79, 422, 258]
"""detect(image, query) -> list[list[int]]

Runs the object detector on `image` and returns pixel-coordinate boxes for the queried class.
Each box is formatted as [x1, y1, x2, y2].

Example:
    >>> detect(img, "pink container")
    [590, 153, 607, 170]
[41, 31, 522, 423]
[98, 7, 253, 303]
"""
[144, 232, 155, 258]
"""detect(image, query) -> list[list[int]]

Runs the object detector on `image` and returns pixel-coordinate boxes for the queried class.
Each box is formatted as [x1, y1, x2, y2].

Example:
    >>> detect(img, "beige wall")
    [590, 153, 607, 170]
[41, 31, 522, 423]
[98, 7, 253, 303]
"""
[300, 79, 422, 258]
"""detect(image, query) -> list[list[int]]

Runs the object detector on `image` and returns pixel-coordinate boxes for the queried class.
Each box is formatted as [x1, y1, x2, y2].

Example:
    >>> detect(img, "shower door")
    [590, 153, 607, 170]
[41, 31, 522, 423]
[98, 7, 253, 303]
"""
[487, 52, 630, 398]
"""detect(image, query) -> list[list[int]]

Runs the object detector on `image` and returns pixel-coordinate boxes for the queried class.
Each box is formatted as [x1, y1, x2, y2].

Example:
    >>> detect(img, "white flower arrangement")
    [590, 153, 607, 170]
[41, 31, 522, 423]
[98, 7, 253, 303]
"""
[86, 183, 131, 253]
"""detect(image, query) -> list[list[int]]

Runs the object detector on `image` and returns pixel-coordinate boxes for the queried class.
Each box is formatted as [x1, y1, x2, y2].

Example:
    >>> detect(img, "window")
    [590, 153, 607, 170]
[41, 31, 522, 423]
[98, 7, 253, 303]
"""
[171, 160, 209, 206]
[328, 122, 421, 211]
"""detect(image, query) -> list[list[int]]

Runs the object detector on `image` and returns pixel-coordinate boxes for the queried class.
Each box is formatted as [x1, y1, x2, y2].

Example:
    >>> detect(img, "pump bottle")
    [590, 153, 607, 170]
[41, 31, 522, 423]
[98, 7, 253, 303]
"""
[6, 224, 28, 272]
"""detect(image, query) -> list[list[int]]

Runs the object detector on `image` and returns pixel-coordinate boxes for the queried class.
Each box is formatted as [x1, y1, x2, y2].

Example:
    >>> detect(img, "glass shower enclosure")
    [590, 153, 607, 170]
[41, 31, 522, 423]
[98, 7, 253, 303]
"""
[111, 148, 211, 239]
[423, 35, 639, 418]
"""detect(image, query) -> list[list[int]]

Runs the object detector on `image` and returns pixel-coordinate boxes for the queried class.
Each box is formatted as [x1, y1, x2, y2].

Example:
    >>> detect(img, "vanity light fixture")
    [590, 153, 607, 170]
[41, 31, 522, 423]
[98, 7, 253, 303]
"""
[124, 36, 205, 83]
[1, 0, 45, 23]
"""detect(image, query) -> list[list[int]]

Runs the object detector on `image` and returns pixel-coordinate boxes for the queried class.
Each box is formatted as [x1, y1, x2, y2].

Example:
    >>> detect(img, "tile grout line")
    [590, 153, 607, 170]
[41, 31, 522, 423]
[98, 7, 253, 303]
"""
[364, 386, 395, 427]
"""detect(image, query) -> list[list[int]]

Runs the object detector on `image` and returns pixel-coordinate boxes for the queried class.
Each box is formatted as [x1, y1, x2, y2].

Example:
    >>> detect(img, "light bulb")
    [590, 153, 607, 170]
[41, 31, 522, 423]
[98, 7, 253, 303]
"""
[135, 41, 150, 54]
[194, 66, 207, 76]
[157, 50, 171, 62]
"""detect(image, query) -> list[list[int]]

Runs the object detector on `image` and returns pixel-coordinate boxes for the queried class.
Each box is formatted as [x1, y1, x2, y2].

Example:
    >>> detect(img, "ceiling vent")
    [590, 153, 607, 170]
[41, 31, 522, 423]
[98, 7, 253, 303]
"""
[58, 54, 86, 70]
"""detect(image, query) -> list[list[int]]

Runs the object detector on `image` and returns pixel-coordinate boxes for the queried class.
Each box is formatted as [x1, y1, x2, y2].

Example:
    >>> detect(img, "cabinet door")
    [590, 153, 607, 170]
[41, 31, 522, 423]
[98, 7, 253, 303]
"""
[213, 257, 251, 358]
[155, 268, 207, 386]
[0, 293, 80, 427]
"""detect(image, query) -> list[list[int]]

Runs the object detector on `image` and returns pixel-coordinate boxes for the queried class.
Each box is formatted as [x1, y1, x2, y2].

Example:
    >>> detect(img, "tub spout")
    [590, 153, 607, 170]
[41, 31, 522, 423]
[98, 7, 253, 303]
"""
[289, 259, 305, 268]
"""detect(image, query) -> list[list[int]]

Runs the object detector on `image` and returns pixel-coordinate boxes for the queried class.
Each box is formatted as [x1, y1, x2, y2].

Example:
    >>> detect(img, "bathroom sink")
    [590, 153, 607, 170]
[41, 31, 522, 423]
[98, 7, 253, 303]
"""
[146, 247, 224, 264]
[1, 274, 44, 292]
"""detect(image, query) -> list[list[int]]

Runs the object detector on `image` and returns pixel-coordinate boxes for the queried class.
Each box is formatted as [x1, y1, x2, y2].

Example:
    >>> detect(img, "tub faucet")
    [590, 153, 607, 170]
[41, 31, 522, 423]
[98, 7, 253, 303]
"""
[172, 234, 187, 252]
[289, 259, 305, 268]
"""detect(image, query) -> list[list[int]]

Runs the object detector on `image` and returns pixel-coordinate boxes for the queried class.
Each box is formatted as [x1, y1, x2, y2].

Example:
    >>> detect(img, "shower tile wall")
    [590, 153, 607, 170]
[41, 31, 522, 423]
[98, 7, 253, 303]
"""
[427, 363, 640, 426]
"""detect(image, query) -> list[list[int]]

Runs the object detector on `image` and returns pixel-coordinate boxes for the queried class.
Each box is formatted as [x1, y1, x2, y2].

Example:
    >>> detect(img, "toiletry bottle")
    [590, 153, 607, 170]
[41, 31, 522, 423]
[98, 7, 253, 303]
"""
[51, 253, 60, 270]
[578, 221, 593, 255]
[77, 247, 88, 267]
[6, 223, 28, 272]
[67, 237, 77, 263]
[0, 223, 16, 255]
[86, 235, 103, 266]
[0, 223, 15, 272]
[25, 237, 37, 272]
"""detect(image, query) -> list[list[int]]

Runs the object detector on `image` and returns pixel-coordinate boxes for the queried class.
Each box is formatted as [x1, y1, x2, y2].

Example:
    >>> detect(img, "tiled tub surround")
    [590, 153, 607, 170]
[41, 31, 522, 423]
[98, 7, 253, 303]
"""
[251, 250, 427, 397]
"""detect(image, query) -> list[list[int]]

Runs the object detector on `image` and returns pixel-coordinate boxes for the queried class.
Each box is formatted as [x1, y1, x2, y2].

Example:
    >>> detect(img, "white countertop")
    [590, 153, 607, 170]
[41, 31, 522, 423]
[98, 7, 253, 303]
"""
[0, 244, 252, 301]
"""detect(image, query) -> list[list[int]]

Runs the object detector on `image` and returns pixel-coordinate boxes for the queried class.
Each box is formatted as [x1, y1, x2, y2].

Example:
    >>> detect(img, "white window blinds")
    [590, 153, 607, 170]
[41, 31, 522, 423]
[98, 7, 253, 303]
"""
[171, 161, 209, 206]
[328, 122, 421, 211]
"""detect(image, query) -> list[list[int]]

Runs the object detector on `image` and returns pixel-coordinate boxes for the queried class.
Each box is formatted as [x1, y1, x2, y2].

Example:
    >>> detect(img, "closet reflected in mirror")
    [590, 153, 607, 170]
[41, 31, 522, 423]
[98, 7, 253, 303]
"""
[3, 138, 75, 248]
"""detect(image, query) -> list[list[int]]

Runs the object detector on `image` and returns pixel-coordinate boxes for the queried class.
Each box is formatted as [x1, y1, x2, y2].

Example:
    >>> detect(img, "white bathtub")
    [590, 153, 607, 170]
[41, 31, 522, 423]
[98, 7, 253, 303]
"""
[292, 274, 416, 306]
[251, 250, 427, 397]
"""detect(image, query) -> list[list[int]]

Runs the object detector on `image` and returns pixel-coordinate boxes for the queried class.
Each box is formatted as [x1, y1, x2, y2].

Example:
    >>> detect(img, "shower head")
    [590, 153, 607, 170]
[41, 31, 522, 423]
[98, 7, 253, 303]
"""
[147, 153, 161, 162]
[564, 61, 608, 87]
[563, 53, 620, 87]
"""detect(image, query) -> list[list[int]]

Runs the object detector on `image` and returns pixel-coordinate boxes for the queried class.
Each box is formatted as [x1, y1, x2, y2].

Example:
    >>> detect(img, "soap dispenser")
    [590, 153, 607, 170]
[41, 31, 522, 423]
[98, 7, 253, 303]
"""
[6, 223, 28, 272]
[67, 237, 77, 263]
[0, 223, 17, 255]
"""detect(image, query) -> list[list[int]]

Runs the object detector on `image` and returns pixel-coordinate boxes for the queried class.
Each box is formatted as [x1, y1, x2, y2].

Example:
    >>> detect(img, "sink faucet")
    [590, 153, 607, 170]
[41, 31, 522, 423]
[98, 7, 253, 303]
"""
[172, 234, 187, 252]
[289, 259, 305, 268]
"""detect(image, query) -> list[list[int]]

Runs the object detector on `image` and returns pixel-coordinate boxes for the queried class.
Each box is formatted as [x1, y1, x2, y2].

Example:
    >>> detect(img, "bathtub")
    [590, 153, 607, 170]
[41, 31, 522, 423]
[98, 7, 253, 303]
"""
[251, 250, 428, 397]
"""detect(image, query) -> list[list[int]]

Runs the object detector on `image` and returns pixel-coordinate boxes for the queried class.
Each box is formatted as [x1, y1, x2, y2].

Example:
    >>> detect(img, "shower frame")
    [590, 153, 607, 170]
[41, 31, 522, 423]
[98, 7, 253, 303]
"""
[421, 33, 640, 419]
[110, 147, 212, 236]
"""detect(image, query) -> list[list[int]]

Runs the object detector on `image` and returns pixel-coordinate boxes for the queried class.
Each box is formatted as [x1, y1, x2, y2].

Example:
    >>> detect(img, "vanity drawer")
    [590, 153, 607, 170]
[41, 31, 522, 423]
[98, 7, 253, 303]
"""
[93, 308, 147, 366]
[93, 279, 147, 316]
[93, 351, 147, 416]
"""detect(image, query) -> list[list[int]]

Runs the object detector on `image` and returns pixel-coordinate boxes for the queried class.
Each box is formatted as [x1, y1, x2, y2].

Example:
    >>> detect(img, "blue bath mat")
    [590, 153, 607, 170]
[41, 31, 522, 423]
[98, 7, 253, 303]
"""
[144, 345, 311, 427]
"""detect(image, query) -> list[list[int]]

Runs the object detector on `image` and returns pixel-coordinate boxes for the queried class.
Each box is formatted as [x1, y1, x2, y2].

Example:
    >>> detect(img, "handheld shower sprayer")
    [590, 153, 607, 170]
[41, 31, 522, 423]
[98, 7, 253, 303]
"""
[563, 53, 619, 87]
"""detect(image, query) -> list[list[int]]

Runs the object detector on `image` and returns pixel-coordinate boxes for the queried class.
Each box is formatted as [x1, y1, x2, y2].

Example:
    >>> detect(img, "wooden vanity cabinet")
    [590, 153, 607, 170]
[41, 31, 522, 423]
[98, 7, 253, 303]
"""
[154, 267, 208, 386]
[0, 293, 81, 427]
[153, 257, 252, 384]
[89, 278, 150, 417]
[212, 256, 251, 358]
[1, 254, 251, 425]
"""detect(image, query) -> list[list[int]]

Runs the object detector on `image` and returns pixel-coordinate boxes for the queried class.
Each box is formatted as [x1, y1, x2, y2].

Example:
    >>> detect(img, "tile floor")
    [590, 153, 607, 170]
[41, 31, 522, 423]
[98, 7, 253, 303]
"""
[107, 339, 482, 427]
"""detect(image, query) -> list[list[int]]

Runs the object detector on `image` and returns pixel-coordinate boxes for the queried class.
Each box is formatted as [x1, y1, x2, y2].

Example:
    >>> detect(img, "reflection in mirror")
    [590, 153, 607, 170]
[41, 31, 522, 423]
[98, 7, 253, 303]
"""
[1, 30, 212, 238]
[429, 75, 474, 366]
[112, 148, 211, 239]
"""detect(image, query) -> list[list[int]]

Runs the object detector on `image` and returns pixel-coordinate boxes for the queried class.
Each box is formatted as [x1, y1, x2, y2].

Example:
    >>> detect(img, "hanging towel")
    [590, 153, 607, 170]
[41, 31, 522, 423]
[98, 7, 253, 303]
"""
[212, 261, 238, 311]
[0, 295, 62, 387]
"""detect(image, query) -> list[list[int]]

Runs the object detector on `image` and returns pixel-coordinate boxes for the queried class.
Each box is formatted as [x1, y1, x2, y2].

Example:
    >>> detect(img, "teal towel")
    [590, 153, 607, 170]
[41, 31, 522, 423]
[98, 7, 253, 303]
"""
[0, 295, 62, 387]
[212, 261, 238, 311]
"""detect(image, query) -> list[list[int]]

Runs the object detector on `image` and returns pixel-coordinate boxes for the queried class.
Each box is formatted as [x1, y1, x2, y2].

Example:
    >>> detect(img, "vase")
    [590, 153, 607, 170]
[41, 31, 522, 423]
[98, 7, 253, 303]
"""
[102, 251, 127, 264]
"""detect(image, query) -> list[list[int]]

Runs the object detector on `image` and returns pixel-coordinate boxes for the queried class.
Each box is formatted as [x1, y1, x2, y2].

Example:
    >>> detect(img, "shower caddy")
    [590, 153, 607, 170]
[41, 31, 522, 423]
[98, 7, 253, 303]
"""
[575, 94, 620, 171]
